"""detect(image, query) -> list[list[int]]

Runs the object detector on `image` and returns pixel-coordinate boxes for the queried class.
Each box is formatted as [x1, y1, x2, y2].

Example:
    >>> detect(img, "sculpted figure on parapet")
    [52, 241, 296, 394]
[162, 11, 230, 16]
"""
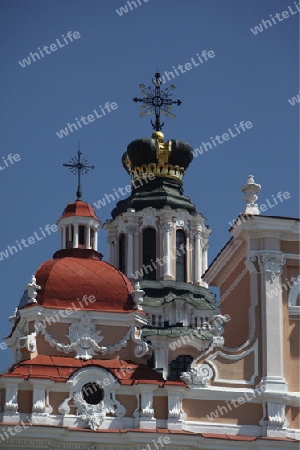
[206, 314, 230, 336]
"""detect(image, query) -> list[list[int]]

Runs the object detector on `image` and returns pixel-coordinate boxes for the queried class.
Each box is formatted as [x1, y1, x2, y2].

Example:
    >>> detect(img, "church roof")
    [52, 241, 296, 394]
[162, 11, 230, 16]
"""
[22, 249, 135, 312]
[60, 200, 98, 220]
[1, 356, 181, 386]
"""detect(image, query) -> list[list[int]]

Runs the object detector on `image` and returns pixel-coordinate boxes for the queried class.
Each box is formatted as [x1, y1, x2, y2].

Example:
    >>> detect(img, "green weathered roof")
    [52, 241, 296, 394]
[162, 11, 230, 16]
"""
[140, 280, 215, 310]
[142, 326, 213, 340]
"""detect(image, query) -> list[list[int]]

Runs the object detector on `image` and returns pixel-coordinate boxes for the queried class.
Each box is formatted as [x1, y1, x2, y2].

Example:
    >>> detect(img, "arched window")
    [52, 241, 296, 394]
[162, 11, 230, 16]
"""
[119, 234, 126, 273]
[142, 228, 156, 280]
[169, 355, 193, 381]
[79, 225, 85, 246]
[176, 230, 186, 282]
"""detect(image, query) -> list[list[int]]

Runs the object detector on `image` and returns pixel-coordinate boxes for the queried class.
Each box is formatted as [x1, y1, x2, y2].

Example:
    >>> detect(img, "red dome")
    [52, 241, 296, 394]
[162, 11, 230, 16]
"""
[31, 249, 135, 312]
[60, 200, 98, 220]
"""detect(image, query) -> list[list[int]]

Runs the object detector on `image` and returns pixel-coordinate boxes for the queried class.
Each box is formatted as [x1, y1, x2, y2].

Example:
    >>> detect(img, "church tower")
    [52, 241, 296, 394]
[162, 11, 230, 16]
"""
[104, 73, 223, 381]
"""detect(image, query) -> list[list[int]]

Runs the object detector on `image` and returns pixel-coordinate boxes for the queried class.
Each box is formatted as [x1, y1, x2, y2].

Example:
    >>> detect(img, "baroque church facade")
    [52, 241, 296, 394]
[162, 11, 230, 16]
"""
[0, 79, 299, 449]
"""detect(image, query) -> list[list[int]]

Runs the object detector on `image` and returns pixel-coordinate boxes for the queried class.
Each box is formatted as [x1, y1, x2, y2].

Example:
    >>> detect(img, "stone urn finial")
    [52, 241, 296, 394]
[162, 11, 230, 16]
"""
[241, 174, 261, 215]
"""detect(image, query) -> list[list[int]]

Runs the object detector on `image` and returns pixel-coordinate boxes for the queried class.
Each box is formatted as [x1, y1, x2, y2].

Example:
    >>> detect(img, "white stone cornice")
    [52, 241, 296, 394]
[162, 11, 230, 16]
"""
[57, 216, 100, 229]
[232, 216, 300, 241]
[1, 377, 24, 385]
[0, 431, 298, 449]
[180, 384, 300, 408]
[164, 385, 186, 394]
[284, 252, 300, 260]
[29, 379, 54, 388]
[15, 306, 142, 327]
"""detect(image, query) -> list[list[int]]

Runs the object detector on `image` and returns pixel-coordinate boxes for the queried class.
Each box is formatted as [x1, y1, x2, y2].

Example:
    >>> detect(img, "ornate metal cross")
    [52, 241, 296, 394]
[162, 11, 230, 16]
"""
[63, 142, 95, 201]
[133, 72, 182, 131]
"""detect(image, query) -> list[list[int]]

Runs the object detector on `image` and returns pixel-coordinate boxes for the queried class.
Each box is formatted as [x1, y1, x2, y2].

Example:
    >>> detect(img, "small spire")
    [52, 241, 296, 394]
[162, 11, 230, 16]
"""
[133, 72, 182, 131]
[63, 142, 95, 201]
[241, 174, 261, 215]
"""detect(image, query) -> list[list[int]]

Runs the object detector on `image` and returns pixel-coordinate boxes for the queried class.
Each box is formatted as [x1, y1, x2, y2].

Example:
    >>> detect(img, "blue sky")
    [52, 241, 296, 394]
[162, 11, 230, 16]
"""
[0, 0, 299, 372]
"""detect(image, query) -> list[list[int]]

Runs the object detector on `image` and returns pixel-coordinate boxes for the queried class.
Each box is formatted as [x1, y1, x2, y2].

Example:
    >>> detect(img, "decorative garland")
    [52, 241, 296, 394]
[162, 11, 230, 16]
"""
[36, 320, 131, 357]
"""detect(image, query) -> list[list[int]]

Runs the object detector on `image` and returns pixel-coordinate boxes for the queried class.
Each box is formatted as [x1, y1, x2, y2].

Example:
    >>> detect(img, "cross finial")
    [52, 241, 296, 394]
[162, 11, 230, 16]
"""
[63, 142, 95, 201]
[133, 72, 182, 131]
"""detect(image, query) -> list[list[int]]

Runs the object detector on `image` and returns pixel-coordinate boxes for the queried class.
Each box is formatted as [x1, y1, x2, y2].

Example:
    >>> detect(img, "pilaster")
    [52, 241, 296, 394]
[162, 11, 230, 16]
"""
[151, 338, 169, 380]
[126, 226, 135, 278]
[257, 251, 287, 392]
[161, 222, 173, 279]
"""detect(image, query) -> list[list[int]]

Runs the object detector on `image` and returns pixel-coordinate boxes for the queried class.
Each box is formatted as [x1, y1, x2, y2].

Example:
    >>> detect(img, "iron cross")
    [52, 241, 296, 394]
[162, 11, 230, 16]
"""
[63, 142, 95, 201]
[133, 72, 182, 131]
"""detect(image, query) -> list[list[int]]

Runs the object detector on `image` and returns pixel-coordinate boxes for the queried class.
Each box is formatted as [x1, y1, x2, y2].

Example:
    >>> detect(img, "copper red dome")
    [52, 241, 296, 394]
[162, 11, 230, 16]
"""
[60, 200, 98, 220]
[29, 249, 135, 312]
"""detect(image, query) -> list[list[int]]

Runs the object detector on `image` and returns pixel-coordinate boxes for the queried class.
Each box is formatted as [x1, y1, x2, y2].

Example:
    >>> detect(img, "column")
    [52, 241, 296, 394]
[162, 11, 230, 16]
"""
[194, 231, 202, 285]
[152, 339, 169, 380]
[186, 235, 191, 283]
[62, 226, 66, 249]
[201, 239, 209, 287]
[127, 226, 134, 278]
[86, 227, 91, 249]
[258, 252, 287, 393]
[134, 229, 139, 273]
[201, 239, 208, 273]
[73, 224, 79, 248]
[162, 223, 173, 279]
[111, 240, 115, 266]
[93, 230, 98, 251]
[107, 233, 116, 265]
[189, 231, 194, 283]
[107, 237, 111, 263]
